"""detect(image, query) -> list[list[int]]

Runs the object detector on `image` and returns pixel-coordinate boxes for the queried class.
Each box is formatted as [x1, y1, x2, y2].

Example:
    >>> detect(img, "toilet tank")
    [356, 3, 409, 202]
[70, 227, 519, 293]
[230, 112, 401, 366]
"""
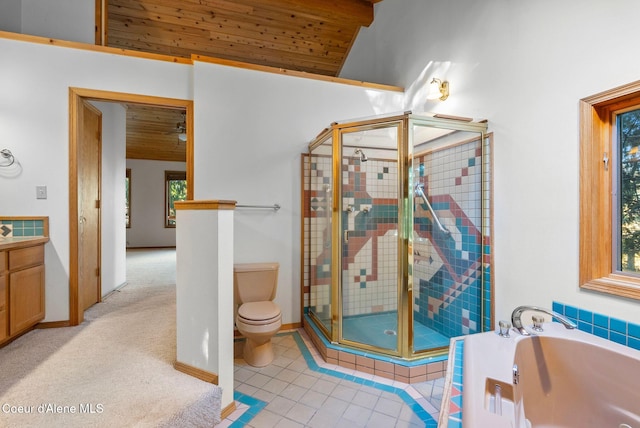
[234, 262, 279, 304]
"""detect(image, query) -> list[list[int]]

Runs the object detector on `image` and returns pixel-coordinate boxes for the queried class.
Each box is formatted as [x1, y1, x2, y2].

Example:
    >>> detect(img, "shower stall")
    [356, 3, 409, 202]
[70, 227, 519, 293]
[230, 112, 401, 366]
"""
[303, 112, 492, 359]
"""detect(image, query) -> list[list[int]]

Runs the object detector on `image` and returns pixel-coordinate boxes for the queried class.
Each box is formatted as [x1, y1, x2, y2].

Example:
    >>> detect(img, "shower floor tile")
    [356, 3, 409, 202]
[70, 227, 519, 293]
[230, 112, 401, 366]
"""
[342, 312, 449, 350]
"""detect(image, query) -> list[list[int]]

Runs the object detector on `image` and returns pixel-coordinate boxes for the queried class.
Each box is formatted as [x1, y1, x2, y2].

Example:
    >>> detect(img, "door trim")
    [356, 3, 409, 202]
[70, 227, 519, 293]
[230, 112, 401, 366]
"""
[68, 87, 194, 325]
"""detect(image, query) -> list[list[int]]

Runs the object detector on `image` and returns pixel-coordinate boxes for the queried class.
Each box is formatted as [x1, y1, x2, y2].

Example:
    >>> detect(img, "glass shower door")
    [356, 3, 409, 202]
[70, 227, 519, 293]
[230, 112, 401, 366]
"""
[410, 119, 487, 353]
[308, 133, 333, 335]
[340, 124, 400, 352]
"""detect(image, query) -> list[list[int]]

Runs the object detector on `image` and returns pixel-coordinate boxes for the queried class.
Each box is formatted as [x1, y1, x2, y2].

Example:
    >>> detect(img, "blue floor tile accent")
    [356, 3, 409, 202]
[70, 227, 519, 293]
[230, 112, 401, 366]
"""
[229, 391, 267, 427]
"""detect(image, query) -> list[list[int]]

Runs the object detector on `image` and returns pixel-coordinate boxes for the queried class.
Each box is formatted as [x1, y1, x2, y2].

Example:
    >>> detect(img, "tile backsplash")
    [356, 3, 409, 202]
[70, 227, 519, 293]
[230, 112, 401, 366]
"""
[553, 301, 640, 351]
[0, 218, 47, 237]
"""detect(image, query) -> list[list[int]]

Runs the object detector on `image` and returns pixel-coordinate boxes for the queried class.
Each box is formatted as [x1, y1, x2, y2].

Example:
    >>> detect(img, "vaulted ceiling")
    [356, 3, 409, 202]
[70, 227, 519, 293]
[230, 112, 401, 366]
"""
[107, 0, 379, 161]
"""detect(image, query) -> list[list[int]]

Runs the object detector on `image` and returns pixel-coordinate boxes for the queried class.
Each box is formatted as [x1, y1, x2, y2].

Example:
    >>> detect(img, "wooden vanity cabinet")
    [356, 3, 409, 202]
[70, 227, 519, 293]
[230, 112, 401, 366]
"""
[0, 243, 45, 345]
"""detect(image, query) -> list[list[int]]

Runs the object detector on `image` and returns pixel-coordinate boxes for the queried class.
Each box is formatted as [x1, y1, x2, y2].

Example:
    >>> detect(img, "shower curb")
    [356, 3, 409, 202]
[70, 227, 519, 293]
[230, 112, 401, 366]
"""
[303, 314, 448, 384]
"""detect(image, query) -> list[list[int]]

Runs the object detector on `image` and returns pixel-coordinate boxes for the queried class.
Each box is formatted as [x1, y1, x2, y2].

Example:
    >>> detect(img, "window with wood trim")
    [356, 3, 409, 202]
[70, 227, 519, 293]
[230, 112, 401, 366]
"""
[580, 80, 640, 300]
[165, 170, 186, 228]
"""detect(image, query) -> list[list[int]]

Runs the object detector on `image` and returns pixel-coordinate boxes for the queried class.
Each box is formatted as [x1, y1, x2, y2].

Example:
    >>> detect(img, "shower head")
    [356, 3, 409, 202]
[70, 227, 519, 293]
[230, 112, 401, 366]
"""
[354, 148, 368, 162]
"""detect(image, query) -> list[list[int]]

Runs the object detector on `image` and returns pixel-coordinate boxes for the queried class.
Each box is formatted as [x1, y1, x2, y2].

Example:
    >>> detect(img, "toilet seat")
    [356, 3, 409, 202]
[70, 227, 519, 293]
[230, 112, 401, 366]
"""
[237, 301, 281, 325]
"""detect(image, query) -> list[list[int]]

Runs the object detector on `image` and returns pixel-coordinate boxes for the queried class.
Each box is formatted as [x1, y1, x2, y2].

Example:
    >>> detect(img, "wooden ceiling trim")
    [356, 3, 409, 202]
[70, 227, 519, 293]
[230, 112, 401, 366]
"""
[0, 30, 192, 64]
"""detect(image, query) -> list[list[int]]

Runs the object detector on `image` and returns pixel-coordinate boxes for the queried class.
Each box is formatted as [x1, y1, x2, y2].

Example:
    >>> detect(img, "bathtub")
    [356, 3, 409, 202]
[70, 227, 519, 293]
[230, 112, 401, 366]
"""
[459, 322, 640, 427]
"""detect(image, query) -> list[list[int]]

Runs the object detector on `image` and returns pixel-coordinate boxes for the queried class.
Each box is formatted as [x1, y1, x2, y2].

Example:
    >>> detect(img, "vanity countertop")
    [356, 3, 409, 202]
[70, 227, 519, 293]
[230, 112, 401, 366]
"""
[0, 236, 49, 251]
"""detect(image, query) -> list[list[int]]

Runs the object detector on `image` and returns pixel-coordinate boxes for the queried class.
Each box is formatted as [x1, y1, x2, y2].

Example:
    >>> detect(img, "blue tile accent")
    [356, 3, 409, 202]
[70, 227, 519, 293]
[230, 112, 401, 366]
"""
[552, 301, 563, 314]
[564, 305, 578, 320]
[629, 337, 640, 351]
[304, 313, 448, 367]
[611, 332, 627, 346]
[593, 326, 609, 339]
[0, 219, 45, 237]
[629, 323, 640, 339]
[554, 301, 640, 351]
[578, 309, 592, 323]
[447, 339, 464, 427]
[229, 391, 267, 427]
[594, 313, 609, 329]
[577, 321, 593, 334]
[610, 318, 627, 335]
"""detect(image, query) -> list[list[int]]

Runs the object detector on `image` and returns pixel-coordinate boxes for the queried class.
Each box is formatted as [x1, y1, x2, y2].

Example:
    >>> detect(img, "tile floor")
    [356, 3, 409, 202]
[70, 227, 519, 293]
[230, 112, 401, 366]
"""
[218, 329, 443, 427]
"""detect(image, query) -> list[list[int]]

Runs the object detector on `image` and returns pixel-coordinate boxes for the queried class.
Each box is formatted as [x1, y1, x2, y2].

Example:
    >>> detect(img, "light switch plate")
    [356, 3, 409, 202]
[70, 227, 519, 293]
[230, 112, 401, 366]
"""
[36, 185, 47, 199]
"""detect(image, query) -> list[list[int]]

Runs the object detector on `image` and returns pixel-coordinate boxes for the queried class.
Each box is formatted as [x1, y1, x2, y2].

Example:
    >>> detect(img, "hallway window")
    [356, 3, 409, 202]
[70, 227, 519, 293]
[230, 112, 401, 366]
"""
[165, 170, 186, 228]
[580, 81, 640, 299]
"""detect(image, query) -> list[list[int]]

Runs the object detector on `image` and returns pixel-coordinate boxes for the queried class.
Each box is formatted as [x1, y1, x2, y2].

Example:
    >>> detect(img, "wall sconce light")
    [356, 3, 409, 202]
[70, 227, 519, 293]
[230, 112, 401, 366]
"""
[426, 78, 450, 101]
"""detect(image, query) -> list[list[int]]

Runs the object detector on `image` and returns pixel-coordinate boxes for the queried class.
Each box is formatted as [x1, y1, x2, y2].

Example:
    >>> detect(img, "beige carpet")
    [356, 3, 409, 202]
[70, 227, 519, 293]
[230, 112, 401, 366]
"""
[0, 248, 221, 427]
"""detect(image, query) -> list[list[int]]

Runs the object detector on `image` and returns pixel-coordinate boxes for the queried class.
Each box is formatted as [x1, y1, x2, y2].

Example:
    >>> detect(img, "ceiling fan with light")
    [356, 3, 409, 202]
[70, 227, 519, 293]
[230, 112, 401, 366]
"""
[175, 113, 187, 142]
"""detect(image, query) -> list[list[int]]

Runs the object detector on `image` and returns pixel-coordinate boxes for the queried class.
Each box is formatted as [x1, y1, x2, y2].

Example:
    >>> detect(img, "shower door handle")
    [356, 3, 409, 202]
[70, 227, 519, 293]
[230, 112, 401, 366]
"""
[343, 230, 349, 243]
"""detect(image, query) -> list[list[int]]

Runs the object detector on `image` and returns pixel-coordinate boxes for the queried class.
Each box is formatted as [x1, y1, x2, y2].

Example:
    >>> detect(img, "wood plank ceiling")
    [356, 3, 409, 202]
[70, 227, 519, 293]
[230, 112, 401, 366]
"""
[125, 105, 187, 162]
[107, 0, 378, 162]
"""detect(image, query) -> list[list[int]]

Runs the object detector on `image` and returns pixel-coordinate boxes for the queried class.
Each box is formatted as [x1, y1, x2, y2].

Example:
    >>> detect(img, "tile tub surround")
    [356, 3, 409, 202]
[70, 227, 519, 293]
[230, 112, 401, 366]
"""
[439, 339, 463, 428]
[303, 315, 448, 385]
[552, 301, 640, 350]
[224, 330, 441, 427]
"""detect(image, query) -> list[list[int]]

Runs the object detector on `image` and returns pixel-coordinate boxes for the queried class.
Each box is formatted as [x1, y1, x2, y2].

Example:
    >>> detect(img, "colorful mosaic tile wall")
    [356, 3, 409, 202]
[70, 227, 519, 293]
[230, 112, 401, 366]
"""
[341, 156, 398, 316]
[303, 134, 492, 336]
[305, 153, 333, 322]
[412, 140, 488, 338]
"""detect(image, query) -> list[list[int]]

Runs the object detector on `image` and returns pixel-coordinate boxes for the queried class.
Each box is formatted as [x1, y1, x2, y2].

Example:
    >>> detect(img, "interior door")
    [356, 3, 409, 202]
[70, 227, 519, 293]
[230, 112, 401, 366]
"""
[77, 100, 102, 314]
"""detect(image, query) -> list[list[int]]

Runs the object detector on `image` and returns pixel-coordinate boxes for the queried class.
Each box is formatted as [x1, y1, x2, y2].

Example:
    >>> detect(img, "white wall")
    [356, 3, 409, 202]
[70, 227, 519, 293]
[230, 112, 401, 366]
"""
[0, 37, 192, 321]
[1, 35, 403, 324]
[0, 0, 22, 33]
[193, 62, 403, 325]
[0, 0, 93, 44]
[126, 159, 186, 248]
[341, 0, 640, 325]
[92, 101, 127, 296]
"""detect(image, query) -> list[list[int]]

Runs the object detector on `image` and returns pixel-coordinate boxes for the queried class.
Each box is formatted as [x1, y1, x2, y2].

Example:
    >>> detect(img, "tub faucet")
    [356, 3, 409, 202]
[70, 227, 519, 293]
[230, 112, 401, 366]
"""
[511, 305, 577, 336]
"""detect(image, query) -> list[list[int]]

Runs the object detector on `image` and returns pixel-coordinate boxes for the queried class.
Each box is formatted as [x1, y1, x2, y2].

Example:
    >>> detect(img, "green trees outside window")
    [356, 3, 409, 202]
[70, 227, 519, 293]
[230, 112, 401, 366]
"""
[165, 170, 187, 227]
[619, 109, 640, 272]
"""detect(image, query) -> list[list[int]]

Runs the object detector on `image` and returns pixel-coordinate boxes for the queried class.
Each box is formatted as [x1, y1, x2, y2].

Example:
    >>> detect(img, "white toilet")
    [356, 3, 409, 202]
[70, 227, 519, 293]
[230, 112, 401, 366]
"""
[234, 262, 282, 367]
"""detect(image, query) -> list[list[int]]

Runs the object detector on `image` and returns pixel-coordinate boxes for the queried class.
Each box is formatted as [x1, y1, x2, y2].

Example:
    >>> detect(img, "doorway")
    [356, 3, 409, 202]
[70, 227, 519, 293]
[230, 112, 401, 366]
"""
[69, 87, 193, 325]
